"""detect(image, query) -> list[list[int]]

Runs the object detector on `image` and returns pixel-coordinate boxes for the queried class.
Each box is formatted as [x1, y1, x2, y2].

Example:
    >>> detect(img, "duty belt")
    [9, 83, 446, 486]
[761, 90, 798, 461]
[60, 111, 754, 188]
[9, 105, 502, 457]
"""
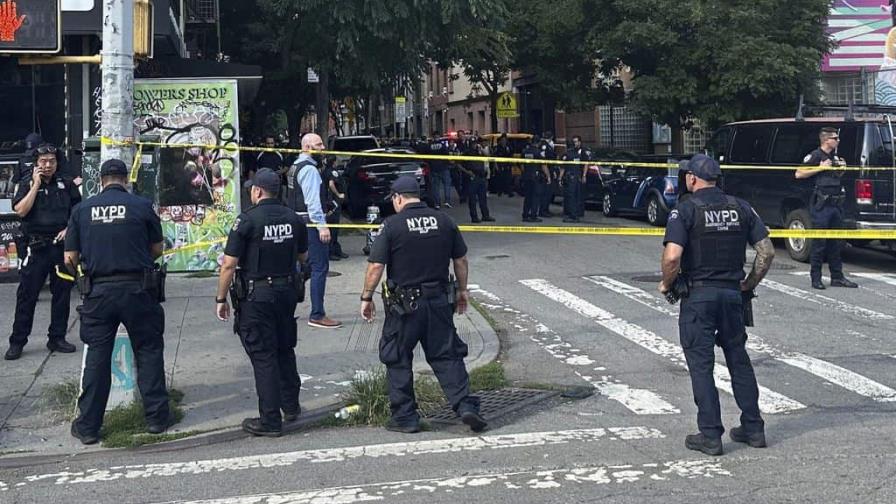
[247, 275, 293, 287]
[689, 280, 741, 290]
[93, 272, 144, 284]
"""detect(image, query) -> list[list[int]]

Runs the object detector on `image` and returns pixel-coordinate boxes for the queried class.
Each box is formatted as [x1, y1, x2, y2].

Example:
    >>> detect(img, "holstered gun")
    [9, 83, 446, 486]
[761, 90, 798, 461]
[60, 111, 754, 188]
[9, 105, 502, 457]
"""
[382, 279, 406, 316]
[294, 262, 311, 303]
[229, 270, 249, 333]
[664, 276, 690, 305]
[742, 289, 756, 327]
[143, 263, 167, 303]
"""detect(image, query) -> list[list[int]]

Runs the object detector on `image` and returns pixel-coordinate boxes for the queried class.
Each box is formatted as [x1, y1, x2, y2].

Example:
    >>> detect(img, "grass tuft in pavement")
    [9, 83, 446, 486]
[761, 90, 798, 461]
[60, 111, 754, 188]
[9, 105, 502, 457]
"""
[100, 389, 187, 448]
[40, 379, 81, 422]
[469, 298, 499, 331]
[469, 361, 509, 391]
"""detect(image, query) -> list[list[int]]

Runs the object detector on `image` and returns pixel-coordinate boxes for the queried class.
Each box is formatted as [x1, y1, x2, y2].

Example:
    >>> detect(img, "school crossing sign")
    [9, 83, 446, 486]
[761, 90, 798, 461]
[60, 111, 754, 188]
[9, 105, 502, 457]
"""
[0, 0, 61, 54]
[496, 91, 518, 119]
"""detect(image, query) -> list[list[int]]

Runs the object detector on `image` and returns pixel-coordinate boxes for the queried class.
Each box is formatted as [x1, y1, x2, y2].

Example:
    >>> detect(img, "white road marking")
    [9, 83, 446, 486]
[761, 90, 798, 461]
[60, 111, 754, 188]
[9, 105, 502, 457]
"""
[159, 459, 730, 504]
[521, 279, 805, 414]
[852, 273, 896, 288]
[470, 286, 678, 415]
[790, 271, 896, 302]
[761, 279, 893, 320]
[19, 427, 664, 487]
[586, 276, 896, 403]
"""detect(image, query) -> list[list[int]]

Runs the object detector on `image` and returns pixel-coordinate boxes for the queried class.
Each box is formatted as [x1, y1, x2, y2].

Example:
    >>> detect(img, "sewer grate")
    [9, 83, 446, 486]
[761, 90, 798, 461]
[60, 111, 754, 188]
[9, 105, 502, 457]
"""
[425, 387, 560, 425]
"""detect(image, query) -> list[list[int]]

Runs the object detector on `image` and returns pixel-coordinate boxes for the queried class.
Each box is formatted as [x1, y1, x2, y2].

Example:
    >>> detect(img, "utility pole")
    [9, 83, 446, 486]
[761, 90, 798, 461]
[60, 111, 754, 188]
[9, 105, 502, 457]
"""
[101, 0, 135, 168]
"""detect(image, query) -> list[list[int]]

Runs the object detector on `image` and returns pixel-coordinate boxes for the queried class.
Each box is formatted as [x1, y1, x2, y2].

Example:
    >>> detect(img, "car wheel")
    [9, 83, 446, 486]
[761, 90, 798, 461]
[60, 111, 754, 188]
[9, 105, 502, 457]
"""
[785, 208, 812, 263]
[602, 192, 617, 217]
[646, 195, 669, 226]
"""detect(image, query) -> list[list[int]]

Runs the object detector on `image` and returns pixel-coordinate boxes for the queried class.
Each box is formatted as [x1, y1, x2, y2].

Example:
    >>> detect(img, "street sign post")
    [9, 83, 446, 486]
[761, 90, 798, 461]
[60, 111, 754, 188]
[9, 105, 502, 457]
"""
[496, 91, 519, 119]
[0, 0, 61, 54]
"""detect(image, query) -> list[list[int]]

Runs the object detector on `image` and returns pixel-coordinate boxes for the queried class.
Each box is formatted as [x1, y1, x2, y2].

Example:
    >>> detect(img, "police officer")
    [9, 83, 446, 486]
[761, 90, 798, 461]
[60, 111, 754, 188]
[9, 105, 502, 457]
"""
[360, 176, 486, 434]
[561, 135, 591, 223]
[659, 154, 775, 456]
[5, 144, 81, 361]
[539, 132, 557, 218]
[64, 159, 169, 445]
[322, 156, 349, 261]
[493, 133, 514, 197]
[461, 140, 494, 223]
[521, 136, 547, 222]
[796, 127, 858, 290]
[216, 168, 308, 437]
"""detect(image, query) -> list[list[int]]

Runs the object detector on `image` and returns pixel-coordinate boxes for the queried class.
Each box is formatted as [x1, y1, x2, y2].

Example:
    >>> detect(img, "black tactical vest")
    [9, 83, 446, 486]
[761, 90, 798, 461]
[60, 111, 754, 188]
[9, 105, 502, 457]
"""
[287, 160, 314, 213]
[22, 177, 75, 236]
[682, 195, 747, 281]
[242, 204, 300, 279]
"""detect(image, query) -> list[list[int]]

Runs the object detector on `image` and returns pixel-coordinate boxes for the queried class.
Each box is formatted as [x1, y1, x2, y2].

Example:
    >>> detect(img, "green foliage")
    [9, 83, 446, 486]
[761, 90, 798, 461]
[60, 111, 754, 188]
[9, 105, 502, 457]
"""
[469, 361, 509, 391]
[40, 379, 81, 422]
[100, 389, 186, 448]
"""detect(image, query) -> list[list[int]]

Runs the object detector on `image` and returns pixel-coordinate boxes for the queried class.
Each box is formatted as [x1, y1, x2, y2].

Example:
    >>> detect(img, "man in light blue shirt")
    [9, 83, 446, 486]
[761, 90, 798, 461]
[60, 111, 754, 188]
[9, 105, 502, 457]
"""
[291, 133, 341, 329]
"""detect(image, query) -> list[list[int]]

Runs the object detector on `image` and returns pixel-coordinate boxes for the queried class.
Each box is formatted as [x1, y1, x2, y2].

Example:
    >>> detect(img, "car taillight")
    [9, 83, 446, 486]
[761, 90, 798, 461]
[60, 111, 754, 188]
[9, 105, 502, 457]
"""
[664, 178, 676, 194]
[357, 169, 370, 181]
[855, 179, 873, 205]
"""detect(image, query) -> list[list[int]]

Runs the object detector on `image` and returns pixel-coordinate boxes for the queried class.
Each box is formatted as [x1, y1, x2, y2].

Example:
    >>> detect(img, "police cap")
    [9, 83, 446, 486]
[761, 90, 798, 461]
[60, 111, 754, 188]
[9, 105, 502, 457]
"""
[685, 153, 722, 181]
[385, 175, 420, 201]
[100, 158, 128, 177]
[243, 167, 281, 194]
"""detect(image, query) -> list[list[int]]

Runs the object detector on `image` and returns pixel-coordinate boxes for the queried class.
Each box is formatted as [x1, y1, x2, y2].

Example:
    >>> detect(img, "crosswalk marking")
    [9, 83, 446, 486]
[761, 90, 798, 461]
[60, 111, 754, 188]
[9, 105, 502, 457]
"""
[586, 276, 896, 403]
[790, 271, 896, 302]
[162, 459, 730, 504]
[761, 279, 893, 320]
[470, 286, 678, 415]
[852, 272, 896, 288]
[18, 427, 664, 487]
[521, 279, 805, 414]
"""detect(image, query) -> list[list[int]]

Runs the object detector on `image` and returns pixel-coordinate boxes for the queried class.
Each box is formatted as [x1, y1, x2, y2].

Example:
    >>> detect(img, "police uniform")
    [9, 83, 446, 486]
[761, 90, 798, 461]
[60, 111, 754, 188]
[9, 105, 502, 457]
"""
[493, 140, 514, 196]
[562, 144, 591, 222]
[801, 148, 853, 288]
[521, 142, 542, 222]
[322, 162, 348, 260]
[663, 155, 767, 449]
[539, 139, 557, 216]
[65, 159, 169, 443]
[465, 144, 492, 222]
[224, 168, 308, 434]
[368, 176, 483, 431]
[6, 145, 81, 361]
[428, 138, 452, 207]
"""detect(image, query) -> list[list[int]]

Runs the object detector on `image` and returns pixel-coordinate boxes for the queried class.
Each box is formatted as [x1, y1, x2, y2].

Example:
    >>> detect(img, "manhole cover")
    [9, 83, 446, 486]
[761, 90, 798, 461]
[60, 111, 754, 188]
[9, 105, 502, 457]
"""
[631, 275, 662, 283]
[425, 388, 559, 426]
[485, 254, 511, 260]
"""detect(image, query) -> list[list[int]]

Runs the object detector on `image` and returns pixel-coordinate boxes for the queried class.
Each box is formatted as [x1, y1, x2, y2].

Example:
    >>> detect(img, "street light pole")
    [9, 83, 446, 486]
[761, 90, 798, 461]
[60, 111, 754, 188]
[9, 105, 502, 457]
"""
[100, 0, 135, 169]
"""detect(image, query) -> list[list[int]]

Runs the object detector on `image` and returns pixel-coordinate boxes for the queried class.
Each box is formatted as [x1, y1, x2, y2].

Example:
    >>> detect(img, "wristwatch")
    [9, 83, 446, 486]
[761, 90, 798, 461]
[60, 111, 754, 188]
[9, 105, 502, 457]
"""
[215, 297, 227, 304]
[360, 296, 373, 302]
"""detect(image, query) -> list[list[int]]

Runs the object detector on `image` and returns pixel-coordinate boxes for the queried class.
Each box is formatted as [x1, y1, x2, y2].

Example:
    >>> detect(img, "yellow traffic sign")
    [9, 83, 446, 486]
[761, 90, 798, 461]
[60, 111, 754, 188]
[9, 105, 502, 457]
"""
[496, 91, 518, 118]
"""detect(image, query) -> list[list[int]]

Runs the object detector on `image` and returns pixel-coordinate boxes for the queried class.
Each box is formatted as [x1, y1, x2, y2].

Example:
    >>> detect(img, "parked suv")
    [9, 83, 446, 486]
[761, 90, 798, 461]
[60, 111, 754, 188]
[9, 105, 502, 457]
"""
[704, 113, 896, 261]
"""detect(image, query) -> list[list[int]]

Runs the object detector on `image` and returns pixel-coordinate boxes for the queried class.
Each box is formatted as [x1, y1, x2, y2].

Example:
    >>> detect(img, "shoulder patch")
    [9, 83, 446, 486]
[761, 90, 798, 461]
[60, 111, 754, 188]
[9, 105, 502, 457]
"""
[803, 153, 813, 163]
[669, 209, 679, 220]
[232, 217, 241, 231]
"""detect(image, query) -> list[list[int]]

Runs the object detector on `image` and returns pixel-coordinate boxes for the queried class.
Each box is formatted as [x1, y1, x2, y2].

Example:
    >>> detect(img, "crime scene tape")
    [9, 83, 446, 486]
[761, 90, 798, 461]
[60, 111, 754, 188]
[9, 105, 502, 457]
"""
[159, 224, 896, 256]
[99, 136, 896, 172]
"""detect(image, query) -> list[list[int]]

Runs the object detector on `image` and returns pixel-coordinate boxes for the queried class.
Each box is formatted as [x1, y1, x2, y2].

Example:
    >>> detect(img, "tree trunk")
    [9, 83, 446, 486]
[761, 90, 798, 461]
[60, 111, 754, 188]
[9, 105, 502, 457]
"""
[490, 93, 499, 133]
[316, 70, 330, 140]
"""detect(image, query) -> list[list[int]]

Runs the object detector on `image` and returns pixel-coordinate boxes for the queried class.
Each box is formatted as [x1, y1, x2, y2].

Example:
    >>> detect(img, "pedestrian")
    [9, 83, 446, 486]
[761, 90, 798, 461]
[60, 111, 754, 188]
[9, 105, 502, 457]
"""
[463, 140, 494, 223]
[360, 175, 487, 434]
[520, 136, 546, 223]
[288, 133, 341, 329]
[215, 168, 308, 437]
[539, 132, 557, 218]
[256, 135, 285, 173]
[450, 135, 468, 204]
[561, 135, 590, 223]
[64, 159, 170, 444]
[428, 133, 452, 208]
[322, 156, 349, 261]
[14, 134, 77, 185]
[796, 127, 858, 290]
[5, 144, 80, 361]
[659, 154, 774, 456]
[493, 133, 514, 197]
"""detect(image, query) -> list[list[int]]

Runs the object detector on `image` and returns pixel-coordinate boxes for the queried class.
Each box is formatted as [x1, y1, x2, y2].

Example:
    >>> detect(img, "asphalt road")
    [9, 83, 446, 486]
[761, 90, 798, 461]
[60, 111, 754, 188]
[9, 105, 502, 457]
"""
[2, 195, 895, 503]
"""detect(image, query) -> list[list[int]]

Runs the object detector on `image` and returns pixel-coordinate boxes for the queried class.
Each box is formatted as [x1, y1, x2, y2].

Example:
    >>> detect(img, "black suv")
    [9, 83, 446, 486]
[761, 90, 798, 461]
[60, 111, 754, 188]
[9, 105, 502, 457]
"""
[705, 114, 896, 261]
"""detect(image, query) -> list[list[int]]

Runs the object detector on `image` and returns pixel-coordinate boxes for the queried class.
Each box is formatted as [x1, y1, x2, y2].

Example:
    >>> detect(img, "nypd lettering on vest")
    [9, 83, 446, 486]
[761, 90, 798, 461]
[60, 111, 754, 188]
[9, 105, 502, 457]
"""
[263, 223, 293, 244]
[406, 216, 438, 234]
[91, 205, 127, 224]
[703, 208, 740, 231]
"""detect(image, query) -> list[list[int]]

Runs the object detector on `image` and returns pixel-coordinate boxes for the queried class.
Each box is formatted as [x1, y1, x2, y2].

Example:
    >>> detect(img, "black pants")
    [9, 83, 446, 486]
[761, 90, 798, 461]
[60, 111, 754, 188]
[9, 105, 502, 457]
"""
[74, 282, 169, 436]
[468, 177, 490, 220]
[10, 241, 73, 347]
[679, 287, 763, 439]
[379, 295, 479, 425]
[562, 177, 584, 219]
[810, 203, 844, 282]
[452, 165, 468, 202]
[540, 170, 557, 214]
[327, 208, 344, 257]
[521, 179, 537, 220]
[238, 286, 300, 430]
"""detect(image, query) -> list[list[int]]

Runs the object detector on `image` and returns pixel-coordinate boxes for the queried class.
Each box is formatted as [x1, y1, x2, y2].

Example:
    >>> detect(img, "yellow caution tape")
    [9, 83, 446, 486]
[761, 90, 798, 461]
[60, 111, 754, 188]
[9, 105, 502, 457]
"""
[98, 136, 893, 172]
[54, 265, 76, 282]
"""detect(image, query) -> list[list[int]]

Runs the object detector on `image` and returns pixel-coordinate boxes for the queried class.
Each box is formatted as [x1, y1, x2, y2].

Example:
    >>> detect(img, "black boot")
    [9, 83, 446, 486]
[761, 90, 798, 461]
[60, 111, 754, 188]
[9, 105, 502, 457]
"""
[685, 433, 723, 456]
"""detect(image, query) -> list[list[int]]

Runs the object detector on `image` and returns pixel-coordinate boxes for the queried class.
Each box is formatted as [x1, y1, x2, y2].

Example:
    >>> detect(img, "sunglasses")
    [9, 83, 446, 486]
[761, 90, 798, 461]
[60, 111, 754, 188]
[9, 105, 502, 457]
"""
[37, 144, 58, 154]
[829, 136, 840, 141]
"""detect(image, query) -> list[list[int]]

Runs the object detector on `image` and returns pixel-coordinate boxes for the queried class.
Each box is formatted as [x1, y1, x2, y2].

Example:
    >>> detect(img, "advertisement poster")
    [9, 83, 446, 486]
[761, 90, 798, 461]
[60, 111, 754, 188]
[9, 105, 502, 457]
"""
[822, 1, 892, 72]
[133, 79, 241, 271]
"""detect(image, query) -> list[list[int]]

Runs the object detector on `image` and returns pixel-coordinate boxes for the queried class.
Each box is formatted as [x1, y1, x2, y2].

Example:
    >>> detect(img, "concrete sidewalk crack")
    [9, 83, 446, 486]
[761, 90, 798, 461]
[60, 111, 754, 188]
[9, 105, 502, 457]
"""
[167, 297, 190, 389]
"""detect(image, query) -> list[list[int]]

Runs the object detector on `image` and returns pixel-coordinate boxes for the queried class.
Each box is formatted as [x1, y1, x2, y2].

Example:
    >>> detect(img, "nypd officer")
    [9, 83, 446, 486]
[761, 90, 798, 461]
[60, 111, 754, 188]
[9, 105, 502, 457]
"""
[5, 143, 81, 361]
[64, 159, 169, 445]
[659, 154, 775, 456]
[560, 135, 591, 223]
[216, 168, 308, 437]
[796, 127, 858, 290]
[520, 136, 546, 222]
[360, 176, 486, 434]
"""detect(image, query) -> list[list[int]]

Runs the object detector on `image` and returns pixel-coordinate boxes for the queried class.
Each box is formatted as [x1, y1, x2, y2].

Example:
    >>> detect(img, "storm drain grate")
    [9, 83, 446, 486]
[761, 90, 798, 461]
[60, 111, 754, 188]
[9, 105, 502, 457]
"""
[425, 388, 560, 425]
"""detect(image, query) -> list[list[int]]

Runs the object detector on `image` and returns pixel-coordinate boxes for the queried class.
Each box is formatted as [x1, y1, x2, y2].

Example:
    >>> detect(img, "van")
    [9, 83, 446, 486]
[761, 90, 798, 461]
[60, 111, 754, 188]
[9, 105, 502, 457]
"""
[705, 114, 896, 261]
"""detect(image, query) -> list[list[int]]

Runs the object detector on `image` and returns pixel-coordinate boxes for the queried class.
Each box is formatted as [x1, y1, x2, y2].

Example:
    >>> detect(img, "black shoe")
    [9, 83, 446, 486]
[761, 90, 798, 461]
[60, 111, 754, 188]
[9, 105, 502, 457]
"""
[460, 411, 488, 433]
[811, 279, 826, 290]
[471, 217, 481, 223]
[729, 426, 767, 448]
[831, 278, 858, 288]
[685, 433, 723, 456]
[47, 339, 76, 353]
[283, 406, 301, 422]
[338, 252, 349, 259]
[242, 418, 282, 437]
[146, 414, 176, 434]
[385, 419, 421, 434]
[562, 217, 577, 223]
[481, 216, 495, 222]
[71, 424, 99, 445]
[523, 217, 542, 223]
[540, 212, 555, 218]
[4, 344, 23, 360]
[328, 254, 342, 261]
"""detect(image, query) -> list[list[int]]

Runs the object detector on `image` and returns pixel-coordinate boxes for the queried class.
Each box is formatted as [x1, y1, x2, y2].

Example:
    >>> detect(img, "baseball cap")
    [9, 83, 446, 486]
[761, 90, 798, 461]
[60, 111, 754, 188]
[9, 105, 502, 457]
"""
[244, 167, 281, 194]
[384, 175, 420, 201]
[684, 154, 722, 181]
[100, 159, 128, 177]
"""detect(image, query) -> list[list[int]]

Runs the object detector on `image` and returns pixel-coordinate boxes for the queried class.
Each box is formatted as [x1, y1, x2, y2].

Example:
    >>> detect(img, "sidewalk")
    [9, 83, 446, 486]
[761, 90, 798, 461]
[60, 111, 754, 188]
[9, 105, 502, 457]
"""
[0, 232, 499, 457]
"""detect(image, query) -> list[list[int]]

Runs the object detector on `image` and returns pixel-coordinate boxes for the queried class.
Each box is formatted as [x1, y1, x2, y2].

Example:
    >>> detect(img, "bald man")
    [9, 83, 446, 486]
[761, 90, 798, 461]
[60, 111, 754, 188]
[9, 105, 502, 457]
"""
[288, 134, 341, 328]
